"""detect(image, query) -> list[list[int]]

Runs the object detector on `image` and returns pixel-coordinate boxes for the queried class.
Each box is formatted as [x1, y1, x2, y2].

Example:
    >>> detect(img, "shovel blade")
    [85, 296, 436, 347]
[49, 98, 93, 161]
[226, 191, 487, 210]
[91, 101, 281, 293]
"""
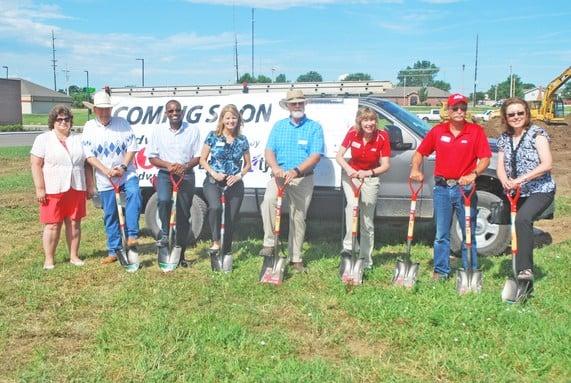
[118, 249, 140, 273]
[350, 258, 365, 285]
[469, 270, 483, 293]
[456, 269, 470, 295]
[339, 254, 353, 284]
[259, 255, 274, 282]
[403, 262, 420, 288]
[222, 254, 233, 273]
[501, 278, 533, 303]
[260, 255, 285, 285]
[157, 246, 173, 272]
[392, 260, 408, 287]
[159, 246, 181, 273]
[210, 253, 223, 272]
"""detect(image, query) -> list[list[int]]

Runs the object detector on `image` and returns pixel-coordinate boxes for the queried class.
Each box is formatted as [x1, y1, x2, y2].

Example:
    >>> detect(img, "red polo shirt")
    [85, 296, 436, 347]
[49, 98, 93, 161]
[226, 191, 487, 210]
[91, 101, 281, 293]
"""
[341, 127, 391, 170]
[417, 121, 491, 179]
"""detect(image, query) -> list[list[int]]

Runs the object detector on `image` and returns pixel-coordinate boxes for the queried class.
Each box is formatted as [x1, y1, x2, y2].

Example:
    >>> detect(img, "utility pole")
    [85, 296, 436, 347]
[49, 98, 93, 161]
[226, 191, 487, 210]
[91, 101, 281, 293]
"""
[251, 8, 255, 78]
[233, 2, 239, 83]
[62, 65, 70, 94]
[2, 66, 7, 79]
[462, 64, 465, 94]
[510, 65, 513, 98]
[473, 34, 478, 107]
[51, 30, 57, 91]
[84, 70, 90, 118]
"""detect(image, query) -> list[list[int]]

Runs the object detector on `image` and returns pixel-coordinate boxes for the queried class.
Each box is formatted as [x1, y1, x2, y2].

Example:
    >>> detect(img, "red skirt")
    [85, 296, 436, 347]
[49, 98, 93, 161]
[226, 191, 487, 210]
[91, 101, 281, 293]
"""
[39, 188, 87, 224]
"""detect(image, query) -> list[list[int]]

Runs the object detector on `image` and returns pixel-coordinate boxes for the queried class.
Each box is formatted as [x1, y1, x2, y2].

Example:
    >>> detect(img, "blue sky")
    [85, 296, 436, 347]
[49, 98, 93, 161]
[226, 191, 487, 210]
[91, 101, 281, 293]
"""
[1, 0, 569, 95]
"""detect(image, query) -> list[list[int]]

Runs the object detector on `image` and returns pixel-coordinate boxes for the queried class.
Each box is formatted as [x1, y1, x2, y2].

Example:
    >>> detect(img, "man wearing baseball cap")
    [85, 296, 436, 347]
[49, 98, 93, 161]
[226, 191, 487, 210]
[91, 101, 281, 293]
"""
[81, 89, 142, 265]
[258, 89, 325, 273]
[410, 93, 491, 280]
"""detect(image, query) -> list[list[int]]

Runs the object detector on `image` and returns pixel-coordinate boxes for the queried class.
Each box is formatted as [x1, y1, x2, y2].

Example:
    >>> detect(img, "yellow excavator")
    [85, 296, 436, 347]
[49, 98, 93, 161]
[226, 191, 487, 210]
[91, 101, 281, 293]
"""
[528, 66, 570, 124]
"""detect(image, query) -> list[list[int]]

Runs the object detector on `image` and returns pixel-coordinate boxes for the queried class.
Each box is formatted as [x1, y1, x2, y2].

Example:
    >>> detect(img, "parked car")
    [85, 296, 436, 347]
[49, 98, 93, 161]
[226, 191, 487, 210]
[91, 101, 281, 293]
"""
[473, 110, 494, 122]
[416, 109, 441, 122]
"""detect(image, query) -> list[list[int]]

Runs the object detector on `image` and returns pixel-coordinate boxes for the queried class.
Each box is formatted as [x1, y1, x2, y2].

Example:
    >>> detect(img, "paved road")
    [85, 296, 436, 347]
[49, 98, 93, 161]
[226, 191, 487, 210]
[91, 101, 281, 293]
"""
[0, 131, 44, 147]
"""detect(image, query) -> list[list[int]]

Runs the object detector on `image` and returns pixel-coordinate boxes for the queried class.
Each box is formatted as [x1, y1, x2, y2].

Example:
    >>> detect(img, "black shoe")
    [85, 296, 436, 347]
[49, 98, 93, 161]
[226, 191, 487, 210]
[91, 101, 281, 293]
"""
[179, 258, 189, 268]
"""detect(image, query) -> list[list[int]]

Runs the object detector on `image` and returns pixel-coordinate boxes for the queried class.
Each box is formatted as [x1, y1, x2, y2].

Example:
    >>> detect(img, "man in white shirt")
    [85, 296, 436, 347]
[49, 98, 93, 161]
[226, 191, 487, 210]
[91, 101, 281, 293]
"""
[148, 99, 201, 266]
[82, 90, 142, 265]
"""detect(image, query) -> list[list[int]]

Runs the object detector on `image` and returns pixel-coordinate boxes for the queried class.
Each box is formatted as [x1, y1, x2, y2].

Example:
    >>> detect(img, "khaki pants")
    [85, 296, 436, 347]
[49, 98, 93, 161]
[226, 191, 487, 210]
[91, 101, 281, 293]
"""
[261, 175, 314, 263]
[341, 172, 380, 266]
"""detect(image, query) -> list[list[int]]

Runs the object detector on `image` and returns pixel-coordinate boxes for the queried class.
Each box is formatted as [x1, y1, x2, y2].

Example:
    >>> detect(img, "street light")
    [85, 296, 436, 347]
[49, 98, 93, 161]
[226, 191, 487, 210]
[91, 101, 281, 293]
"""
[136, 58, 145, 87]
[2, 66, 7, 79]
[271, 66, 278, 82]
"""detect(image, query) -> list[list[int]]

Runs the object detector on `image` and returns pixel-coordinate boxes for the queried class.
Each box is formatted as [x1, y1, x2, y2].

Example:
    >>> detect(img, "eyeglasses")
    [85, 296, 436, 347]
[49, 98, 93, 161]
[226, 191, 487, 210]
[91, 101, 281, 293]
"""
[55, 117, 71, 123]
[167, 109, 182, 114]
[450, 105, 467, 112]
[506, 111, 525, 118]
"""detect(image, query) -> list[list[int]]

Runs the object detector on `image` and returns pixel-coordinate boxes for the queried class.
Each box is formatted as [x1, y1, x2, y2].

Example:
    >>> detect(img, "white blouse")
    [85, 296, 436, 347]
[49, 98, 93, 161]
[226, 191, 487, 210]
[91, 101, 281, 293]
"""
[31, 131, 87, 194]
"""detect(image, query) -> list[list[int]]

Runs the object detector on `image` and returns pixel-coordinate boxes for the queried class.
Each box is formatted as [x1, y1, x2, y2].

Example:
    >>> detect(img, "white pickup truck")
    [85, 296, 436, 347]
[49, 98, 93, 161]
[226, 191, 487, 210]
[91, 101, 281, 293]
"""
[416, 109, 441, 122]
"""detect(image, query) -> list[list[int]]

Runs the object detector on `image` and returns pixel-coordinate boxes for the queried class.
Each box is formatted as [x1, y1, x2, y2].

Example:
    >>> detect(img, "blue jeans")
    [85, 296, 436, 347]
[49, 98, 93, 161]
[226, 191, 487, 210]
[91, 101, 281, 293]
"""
[433, 184, 478, 275]
[99, 176, 142, 255]
[156, 170, 195, 250]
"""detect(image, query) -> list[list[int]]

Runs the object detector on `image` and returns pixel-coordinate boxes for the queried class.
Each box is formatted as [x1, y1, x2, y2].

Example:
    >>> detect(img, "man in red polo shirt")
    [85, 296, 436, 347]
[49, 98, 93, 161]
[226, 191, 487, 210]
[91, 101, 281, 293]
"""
[410, 94, 491, 280]
[336, 107, 391, 270]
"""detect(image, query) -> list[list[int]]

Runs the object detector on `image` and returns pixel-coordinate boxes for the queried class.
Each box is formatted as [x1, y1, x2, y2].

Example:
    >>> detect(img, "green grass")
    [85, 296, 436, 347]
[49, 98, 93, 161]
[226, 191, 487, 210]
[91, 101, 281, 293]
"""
[22, 108, 90, 126]
[0, 124, 24, 132]
[0, 146, 570, 382]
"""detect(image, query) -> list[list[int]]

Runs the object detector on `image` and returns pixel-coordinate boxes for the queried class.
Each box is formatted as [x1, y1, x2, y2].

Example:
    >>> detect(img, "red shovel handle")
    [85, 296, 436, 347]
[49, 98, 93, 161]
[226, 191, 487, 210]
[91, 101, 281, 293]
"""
[408, 178, 423, 202]
[505, 186, 521, 212]
[460, 183, 476, 205]
[460, 183, 476, 248]
[350, 178, 365, 199]
[169, 173, 184, 192]
[108, 176, 121, 193]
[406, 178, 423, 242]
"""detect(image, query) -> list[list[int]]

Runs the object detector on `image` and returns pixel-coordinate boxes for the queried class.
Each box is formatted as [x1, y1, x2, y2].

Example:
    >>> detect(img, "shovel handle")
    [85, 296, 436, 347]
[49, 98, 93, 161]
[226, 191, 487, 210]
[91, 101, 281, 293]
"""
[350, 178, 365, 199]
[169, 173, 184, 192]
[505, 187, 521, 255]
[460, 184, 476, 248]
[109, 177, 127, 244]
[274, 178, 286, 236]
[408, 178, 423, 201]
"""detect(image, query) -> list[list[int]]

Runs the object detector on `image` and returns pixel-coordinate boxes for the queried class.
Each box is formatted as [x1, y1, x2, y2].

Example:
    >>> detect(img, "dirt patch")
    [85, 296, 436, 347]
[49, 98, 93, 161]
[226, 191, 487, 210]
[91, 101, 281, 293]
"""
[484, 118, 571, 244]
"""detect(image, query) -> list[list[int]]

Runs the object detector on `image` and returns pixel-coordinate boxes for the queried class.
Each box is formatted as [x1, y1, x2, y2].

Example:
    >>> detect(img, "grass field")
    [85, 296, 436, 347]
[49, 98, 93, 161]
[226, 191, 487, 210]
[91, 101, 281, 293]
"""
[0, 146, 570, 382]
[22, 108, 90, 126]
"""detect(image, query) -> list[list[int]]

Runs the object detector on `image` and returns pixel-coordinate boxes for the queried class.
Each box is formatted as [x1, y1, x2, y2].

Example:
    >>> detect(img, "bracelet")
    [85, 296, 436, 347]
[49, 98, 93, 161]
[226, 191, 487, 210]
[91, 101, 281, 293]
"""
[294, 167, 301, 176]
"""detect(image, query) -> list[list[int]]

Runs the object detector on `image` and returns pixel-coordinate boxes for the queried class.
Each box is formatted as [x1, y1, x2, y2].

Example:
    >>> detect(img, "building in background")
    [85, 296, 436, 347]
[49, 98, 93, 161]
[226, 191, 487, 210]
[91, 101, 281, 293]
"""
[381, 86, 449, 106]
[19, 79, 72, 114]
[0, 78, 22, 125]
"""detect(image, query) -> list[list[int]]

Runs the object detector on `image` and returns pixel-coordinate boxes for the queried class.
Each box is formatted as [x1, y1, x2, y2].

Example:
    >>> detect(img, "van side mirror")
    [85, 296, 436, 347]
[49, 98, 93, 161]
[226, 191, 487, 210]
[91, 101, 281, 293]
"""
[386, 125, 413, 151]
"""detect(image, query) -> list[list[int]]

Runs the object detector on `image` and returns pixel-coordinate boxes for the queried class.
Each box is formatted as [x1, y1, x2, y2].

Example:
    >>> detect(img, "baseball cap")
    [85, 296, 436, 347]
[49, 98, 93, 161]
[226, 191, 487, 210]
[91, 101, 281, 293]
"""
[447, 93, 468, 107]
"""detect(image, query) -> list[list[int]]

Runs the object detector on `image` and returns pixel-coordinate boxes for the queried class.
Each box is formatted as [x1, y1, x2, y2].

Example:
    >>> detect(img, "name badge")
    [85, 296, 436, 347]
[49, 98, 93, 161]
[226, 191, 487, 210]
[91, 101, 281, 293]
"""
[215, 141, 225, 147]
[461, 139, 468, 144]
[298, 139, 308, 145]
[370, 147, 377, 152]
[440, 136, 451, 143]
[351, 141, 361, 149]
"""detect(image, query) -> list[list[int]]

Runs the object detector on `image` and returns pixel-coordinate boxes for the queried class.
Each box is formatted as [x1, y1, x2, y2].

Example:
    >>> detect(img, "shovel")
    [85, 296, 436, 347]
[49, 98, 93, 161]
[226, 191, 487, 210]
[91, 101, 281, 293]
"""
[211, 185, 233, 272]
[456, 184, 482, 294]
[501, 186, 533, 303]
[159, 173, 184, 272]
[259, 178, 287, 285]
[393, 178, 423, 288]
[109, 177, 140, 273]
[340, 178, 365, 285]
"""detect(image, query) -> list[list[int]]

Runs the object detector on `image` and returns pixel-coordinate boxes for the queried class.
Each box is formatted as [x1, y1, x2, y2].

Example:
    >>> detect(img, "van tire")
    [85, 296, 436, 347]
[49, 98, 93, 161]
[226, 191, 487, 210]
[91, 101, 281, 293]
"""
[144, 193, 208, 244]
[450, 190, 510, 256]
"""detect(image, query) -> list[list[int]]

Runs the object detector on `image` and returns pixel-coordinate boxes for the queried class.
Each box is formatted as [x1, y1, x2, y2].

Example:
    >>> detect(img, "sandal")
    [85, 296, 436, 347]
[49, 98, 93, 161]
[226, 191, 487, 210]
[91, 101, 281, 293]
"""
[517, 269, 534, 281]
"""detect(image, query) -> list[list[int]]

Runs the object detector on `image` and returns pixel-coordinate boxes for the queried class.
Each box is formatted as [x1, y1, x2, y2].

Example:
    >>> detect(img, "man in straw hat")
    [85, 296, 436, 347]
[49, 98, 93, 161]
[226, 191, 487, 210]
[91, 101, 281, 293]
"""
[81, 89, 142, 265]
[258, 89, 324, 272]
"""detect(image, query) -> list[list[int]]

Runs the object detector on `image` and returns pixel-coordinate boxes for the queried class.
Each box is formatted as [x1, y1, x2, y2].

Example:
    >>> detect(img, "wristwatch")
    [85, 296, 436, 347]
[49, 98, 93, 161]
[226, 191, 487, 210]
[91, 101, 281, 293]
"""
[120, 164, 128, 172]
[294, 167, 302, 177]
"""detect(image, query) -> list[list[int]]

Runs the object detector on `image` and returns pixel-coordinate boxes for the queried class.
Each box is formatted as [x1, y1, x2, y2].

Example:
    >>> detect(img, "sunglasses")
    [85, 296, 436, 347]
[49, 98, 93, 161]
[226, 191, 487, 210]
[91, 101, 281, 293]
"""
[506, 111, 525, 118]
[55, 117, 71, 123]
[450, 105, 468, 112]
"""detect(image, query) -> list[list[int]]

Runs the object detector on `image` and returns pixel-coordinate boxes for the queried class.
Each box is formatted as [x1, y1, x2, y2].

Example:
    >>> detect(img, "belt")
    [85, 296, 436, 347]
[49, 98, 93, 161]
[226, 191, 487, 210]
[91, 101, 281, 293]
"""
[435, 176, 459, 187]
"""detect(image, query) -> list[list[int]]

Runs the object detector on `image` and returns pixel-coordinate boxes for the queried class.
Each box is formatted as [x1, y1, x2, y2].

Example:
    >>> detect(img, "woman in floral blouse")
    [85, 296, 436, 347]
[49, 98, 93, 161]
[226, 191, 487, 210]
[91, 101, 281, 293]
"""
[496, 97, 555, 281]
[199, 104, 252, 259]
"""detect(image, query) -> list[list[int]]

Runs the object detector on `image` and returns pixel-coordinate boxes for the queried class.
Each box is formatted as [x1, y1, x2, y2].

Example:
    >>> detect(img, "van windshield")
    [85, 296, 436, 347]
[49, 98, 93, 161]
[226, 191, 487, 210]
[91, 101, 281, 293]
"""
[371, 99, 431, 138]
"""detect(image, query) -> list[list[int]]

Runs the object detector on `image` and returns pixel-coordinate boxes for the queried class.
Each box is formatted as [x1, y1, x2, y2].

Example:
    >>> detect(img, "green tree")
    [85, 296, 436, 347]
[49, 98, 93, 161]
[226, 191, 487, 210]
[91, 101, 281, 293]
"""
[469, 91, 487, 104]
[275, 74, 287, 83]
[561, 81, 571, 98]
[238, 73, 255, 84]
[344, 73, 372, 81]
[432, 80, 451, 92]
[419, 87, 428, 103]
[487, 75, 535, 99]
[398, 60, 438, 87]
[256, 74, 272, 83]
[296, 71, 323, 82]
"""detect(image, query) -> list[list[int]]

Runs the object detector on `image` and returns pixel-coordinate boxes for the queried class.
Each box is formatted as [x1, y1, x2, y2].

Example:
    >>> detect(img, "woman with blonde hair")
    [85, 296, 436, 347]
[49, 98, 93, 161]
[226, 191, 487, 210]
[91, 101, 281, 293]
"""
[30, 105, 94, 269]
[199, 104, 252, 264]
[336, 107, 391, 270]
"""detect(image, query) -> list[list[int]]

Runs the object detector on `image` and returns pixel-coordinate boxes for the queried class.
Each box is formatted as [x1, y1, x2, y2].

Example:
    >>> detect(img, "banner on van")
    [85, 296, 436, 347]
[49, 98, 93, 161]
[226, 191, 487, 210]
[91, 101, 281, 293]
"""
[112, 93, 358, 189]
